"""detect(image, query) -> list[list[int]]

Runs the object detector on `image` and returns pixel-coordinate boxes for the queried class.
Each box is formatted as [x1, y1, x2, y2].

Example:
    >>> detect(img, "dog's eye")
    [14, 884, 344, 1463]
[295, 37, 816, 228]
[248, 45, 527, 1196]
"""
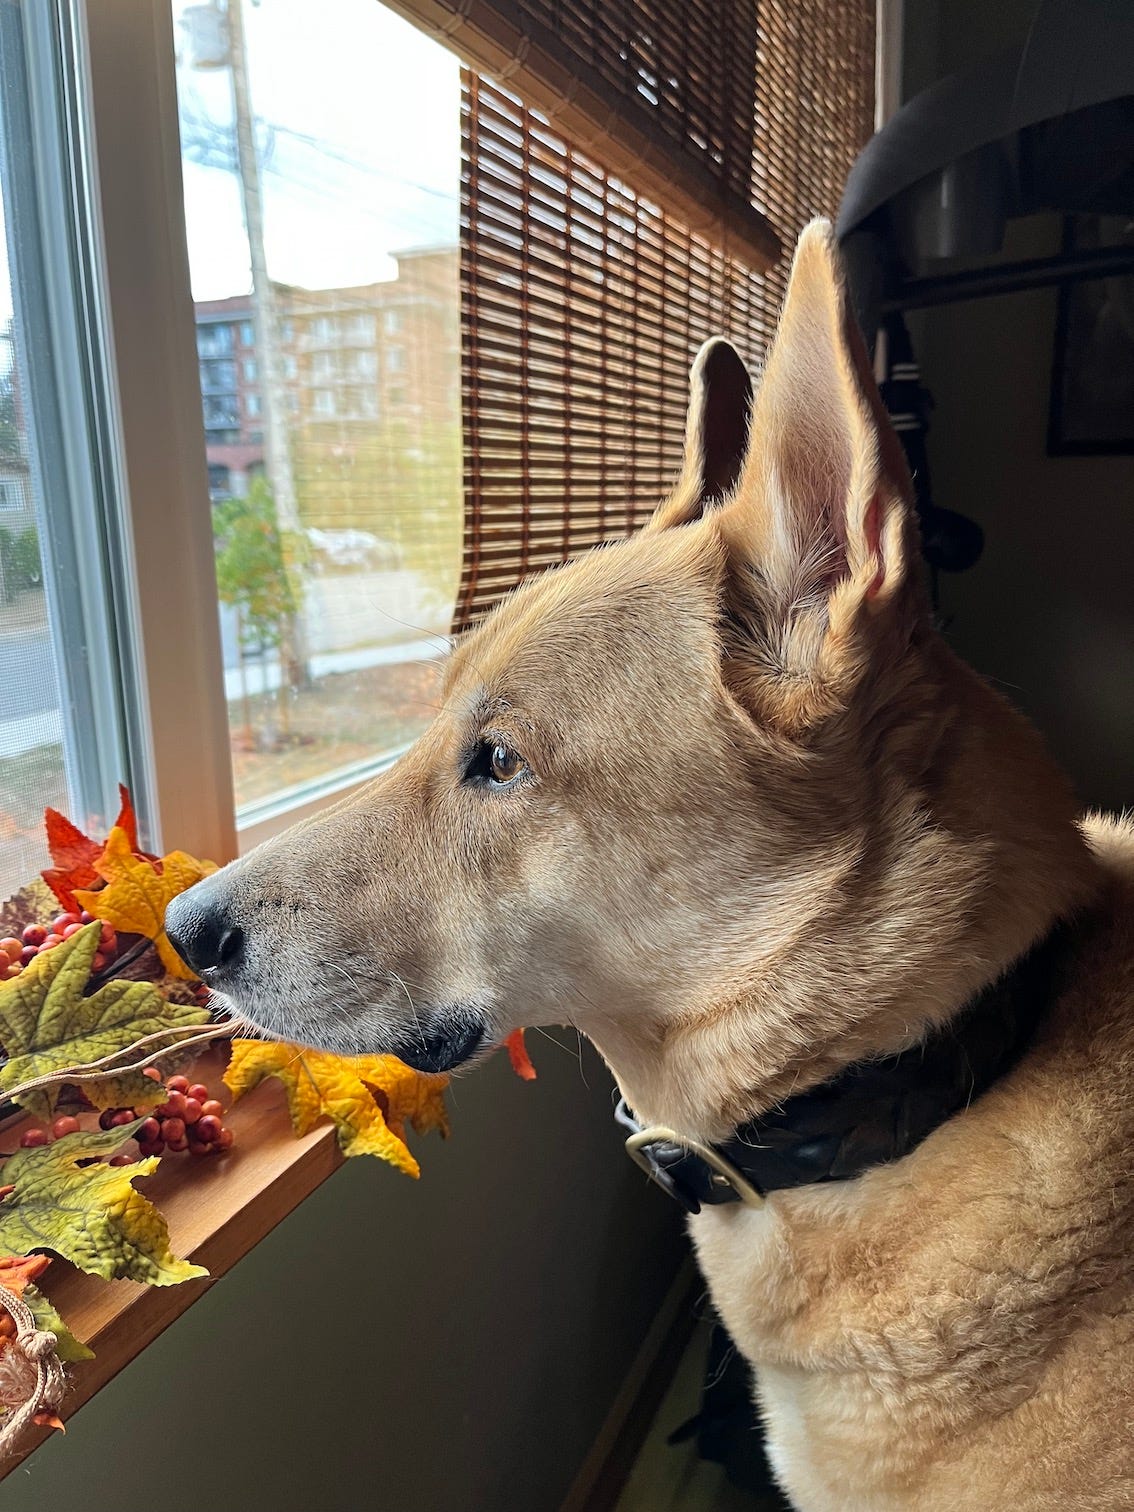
[466, 738, 528, 788]
[488, 742, 526, 786]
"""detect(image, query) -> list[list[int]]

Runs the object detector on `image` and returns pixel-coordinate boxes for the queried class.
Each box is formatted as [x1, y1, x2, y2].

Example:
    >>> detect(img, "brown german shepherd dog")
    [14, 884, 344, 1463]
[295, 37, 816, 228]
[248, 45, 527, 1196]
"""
[167, 222, 1134, 1511]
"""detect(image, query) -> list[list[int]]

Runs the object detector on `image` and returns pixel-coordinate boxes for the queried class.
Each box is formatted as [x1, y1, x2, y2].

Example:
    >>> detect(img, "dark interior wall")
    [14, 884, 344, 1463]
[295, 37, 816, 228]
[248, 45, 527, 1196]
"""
[903, 0, 1134, 810]
[0, 1045, 683, 1512]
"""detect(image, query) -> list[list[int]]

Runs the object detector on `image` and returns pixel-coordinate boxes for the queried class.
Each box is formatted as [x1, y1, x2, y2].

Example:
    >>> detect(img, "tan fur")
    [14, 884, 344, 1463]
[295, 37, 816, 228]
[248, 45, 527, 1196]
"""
[182, 222, 1134, 1509]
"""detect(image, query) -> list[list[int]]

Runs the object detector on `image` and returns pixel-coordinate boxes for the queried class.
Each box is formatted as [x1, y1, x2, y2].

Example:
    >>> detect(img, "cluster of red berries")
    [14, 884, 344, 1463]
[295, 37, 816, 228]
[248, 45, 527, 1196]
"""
[105, 1070, 234, 1158]
[14, 1073, 234, 1165]
[0, 912, 118, 983]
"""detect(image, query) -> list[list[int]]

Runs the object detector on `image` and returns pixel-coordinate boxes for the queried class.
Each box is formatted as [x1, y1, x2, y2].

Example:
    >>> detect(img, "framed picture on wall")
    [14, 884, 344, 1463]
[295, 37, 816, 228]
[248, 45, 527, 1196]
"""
[1048, 214, 1134, 456]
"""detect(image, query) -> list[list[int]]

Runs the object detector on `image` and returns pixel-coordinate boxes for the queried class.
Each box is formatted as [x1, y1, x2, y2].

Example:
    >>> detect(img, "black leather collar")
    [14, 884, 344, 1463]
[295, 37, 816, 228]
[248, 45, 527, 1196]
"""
[618, 916, 1080, 1214]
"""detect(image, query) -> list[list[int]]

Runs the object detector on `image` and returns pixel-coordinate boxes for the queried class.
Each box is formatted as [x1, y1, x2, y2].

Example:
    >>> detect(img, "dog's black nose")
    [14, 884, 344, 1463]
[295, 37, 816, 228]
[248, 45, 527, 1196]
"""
[164, 891, 244, 979]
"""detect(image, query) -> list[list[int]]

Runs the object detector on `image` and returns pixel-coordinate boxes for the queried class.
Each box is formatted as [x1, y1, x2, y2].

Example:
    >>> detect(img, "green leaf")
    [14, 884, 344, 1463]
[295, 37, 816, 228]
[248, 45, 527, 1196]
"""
[0, 923, 208, 1119]
[0, 1122, 207, 1286]
[22, 1284, 94, 1362]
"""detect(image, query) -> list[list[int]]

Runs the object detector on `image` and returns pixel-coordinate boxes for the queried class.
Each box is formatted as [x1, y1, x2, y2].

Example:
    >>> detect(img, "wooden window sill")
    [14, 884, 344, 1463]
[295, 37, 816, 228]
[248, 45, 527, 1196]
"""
[0, 1047, 342, 1477]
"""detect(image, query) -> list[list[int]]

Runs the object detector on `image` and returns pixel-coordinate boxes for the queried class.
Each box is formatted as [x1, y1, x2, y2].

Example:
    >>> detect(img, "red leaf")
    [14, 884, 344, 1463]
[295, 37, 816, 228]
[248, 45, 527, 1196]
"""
[113, 784, 139, 853]
[44, 810, 100, 874]
[41, 786, 141, 912]
[505, 1029, 537, 1081]
[42, 811, 102, 913]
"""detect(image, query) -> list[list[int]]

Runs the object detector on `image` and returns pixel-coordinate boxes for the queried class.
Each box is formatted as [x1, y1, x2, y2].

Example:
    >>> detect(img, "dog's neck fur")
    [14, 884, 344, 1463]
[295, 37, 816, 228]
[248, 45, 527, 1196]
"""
[587, 635, 1103, 1143]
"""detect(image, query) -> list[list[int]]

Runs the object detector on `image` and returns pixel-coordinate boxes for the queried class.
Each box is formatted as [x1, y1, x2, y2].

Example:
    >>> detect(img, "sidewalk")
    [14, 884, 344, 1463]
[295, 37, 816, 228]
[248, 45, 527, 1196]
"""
[0, 635, 448, 759]
[0, 586, 47, 638]
[223, 633, 446, 700]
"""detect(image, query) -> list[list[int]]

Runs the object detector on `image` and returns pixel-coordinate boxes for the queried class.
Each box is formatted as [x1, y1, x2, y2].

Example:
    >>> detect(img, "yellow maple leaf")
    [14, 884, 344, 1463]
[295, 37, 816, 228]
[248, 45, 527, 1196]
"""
[224, 1040, 449, 1177]
[74, 826, 217, 980]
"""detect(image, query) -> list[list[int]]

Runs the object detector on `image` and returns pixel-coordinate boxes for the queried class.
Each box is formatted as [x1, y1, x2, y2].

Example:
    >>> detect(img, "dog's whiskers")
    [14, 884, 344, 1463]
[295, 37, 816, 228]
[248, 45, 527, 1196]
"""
[531, 1026, 590, 1087]
[387, 969, 428, 1052]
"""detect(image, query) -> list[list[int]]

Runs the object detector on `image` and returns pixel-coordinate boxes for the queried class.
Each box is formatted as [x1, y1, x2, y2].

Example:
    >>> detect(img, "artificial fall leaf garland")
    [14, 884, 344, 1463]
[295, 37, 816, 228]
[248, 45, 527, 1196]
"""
[0, 791, 538, 1455]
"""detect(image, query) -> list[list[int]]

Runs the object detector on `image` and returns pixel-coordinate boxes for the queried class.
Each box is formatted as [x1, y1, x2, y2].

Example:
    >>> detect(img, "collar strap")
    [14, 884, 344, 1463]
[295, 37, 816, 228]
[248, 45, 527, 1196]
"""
[618, 916, 1080, 1215]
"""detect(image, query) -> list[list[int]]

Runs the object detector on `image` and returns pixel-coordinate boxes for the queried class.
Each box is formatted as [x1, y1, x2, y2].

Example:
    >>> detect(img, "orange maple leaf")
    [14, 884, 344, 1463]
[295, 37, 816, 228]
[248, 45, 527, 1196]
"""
[0, 1255, 91, 1368]
[505, 1029, 537, 1081]
[74, 827, 217, 980]
[0, 1255, 50, 1348]
[41, 785, 139, 912]
[0, 1255, 51, 1300]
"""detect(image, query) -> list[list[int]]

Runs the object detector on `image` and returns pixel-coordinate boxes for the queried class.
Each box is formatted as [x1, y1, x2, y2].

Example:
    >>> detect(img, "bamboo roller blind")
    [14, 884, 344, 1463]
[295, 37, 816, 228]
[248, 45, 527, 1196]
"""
[453, 0, 875, 628]
[387, 0, 780, 268]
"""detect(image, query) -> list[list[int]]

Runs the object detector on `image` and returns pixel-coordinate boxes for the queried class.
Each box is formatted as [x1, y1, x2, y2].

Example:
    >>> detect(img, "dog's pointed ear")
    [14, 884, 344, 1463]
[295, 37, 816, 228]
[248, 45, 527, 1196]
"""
[649, 338, 753, 531]
[716, 220, 921, 735]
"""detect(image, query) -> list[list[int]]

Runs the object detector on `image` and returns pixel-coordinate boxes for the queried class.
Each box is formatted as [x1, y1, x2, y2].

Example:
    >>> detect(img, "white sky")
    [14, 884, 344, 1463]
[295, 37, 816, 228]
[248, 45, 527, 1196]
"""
[0, 0, 461, 322]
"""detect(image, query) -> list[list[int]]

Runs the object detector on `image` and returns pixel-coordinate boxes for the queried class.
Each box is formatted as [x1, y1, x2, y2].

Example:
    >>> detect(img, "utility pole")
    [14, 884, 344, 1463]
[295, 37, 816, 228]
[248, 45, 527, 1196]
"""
[182, 0, 307, 688]
[224, 0, 297, 533]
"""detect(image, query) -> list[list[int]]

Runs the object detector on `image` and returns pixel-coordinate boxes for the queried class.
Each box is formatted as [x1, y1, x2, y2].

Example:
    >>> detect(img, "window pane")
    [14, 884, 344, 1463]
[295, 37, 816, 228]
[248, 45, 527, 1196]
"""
[0, 253, 62, 894]
[0, 4, 149, 898]
[172, 0, 462, 825]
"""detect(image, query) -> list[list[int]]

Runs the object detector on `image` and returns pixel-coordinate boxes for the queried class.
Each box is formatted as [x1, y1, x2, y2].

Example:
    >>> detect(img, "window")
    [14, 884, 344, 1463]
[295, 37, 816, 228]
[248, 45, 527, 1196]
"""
[0, 477, 25, 512]
[347, 313, 376, 344]
[207, 462, 232, 498]
[196, 321, 233, 357]
[202, 395, 239, 430]
[2, 0, 872, 886]
[173, 0, 462, 832]
[200, 358, 237, 392]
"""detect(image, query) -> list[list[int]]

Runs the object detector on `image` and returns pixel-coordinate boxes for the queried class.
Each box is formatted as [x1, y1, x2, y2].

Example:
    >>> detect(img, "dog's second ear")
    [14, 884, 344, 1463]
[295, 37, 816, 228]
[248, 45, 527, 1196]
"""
[649, 337, 753, 530]
[717, 220, 921, 736]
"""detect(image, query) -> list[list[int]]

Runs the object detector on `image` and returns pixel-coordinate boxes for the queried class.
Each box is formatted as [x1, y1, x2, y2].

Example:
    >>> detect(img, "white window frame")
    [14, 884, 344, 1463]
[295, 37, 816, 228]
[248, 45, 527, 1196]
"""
[80, 0, 237, 863]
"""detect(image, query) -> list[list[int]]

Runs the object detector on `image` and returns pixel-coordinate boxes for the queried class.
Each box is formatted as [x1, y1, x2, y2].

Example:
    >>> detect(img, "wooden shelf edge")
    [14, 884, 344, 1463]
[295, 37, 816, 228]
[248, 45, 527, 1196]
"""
[0, 1050, 344, 1477]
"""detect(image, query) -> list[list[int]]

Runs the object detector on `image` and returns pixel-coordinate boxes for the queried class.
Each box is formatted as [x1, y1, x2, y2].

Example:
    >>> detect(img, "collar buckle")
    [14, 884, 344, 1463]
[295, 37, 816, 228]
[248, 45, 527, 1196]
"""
[616, 1100, 766, 1214]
